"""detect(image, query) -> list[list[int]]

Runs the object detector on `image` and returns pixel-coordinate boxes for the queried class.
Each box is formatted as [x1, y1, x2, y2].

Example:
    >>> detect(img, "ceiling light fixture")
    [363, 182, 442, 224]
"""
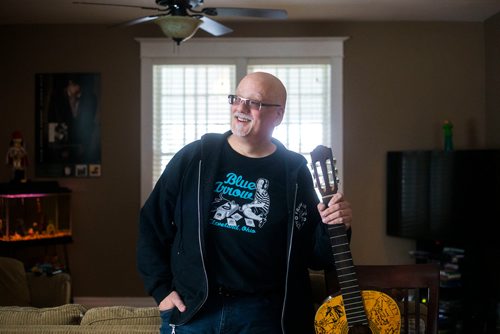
[154, 16, 203, 45]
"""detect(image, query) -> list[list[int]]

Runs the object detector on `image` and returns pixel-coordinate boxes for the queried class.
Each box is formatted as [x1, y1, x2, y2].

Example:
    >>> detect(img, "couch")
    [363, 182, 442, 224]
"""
[0, 304, 161, 333]
[0, 275, 325, 334]
[0, 257, 327, 333]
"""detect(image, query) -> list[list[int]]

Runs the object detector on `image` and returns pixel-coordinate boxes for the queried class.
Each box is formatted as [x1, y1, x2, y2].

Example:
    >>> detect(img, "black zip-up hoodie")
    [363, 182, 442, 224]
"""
[137, 131, 335, 333]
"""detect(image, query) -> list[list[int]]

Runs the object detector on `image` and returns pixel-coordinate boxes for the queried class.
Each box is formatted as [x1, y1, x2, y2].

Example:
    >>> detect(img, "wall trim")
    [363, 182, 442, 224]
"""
[136, 37, 348, 58]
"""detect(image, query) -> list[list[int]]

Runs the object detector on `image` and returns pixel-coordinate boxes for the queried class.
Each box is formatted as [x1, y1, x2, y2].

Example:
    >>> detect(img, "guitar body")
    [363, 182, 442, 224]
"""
[314, 290, 401, 334]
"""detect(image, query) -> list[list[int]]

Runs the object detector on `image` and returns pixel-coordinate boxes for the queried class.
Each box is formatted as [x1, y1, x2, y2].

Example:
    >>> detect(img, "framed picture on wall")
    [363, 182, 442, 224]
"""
[35, 73, 101, 177]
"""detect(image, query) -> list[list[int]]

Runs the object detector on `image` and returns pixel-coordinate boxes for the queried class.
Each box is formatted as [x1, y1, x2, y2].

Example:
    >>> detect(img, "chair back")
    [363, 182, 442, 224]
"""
[0, 256, 31, 306]
[0, 256, 72, 307]
[325, 263, 440, 334]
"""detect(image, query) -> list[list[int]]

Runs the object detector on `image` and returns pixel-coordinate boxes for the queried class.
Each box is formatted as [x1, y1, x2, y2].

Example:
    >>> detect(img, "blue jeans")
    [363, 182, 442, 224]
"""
[160, 292, 282, 334]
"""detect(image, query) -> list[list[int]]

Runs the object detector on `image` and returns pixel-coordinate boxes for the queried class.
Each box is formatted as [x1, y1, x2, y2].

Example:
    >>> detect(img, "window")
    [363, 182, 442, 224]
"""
[139, 38, 346, 203]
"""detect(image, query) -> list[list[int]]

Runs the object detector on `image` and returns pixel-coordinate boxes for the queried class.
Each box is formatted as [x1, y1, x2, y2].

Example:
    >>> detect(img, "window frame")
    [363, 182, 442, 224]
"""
[138, 37, 347, 204]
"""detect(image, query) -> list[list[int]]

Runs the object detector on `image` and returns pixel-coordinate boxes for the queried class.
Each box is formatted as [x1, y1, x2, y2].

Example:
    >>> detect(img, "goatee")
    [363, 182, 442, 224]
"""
[232, 112, 253, 137]
[232, 122, 251, 137]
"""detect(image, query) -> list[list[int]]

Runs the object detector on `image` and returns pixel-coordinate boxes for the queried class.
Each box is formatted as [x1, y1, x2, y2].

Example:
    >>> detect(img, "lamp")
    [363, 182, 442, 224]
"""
[154, 16, 203, 45]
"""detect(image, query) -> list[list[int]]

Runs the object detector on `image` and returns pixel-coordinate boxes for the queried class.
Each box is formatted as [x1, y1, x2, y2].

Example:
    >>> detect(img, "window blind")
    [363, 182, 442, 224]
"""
[152, 65, 235, 184]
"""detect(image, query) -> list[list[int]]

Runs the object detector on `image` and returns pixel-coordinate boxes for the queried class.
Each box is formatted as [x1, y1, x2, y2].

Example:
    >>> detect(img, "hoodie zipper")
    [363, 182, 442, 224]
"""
[196, 160, 210, 305]
[280, 183, 298, 334]
[171, 160, 209, 327]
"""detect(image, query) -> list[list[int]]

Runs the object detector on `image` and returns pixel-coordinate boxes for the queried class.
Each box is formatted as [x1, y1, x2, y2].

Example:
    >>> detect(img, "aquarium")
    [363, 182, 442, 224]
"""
[0, 182, 71, 242]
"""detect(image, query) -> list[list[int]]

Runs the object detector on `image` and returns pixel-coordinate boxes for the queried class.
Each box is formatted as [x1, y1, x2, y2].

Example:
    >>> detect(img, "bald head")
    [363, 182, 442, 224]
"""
[236, 72, 287, 109]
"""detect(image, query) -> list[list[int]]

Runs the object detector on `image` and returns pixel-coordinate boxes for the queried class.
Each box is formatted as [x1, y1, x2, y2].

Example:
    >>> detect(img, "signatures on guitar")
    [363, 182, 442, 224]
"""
[314, 290, 401, 334]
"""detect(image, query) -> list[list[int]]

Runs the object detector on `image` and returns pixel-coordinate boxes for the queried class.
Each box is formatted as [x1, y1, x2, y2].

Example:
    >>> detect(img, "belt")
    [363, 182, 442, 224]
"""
[214, 286, 250, 298]
[213, 285, 278, 299]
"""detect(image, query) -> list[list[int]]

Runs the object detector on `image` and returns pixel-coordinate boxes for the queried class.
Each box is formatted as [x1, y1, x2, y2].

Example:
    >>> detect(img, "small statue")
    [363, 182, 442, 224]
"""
[5, 130, 29, 182]
[442, 120, 453, 152]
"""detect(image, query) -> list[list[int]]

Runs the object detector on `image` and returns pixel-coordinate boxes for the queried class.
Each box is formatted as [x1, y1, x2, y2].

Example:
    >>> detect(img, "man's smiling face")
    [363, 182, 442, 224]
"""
[230, 73, 285, 142]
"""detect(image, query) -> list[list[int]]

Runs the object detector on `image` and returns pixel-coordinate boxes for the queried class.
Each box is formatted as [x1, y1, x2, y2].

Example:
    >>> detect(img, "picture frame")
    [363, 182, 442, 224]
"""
[35, 73, 101, 177]
[75, 164, 88, 177]
[89, 164, 101, 177]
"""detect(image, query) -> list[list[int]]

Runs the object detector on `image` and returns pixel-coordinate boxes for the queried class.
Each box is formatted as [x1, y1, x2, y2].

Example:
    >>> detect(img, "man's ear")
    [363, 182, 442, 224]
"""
[274, 107, 284, 126]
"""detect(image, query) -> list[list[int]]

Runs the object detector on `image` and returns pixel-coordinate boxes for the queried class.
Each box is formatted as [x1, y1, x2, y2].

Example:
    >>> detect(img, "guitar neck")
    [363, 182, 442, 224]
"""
[327, 216, 369, 327]
[311, 145, 369, 327]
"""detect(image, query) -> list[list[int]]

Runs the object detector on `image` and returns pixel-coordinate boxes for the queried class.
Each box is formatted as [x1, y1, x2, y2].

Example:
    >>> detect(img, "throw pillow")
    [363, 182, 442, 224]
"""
[0, 304, 86, 325]
[81, 306, 160, 326]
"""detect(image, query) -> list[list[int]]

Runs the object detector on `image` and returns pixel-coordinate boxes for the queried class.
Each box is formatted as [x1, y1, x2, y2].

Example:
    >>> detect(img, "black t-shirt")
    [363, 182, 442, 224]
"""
[206, 141, 288, 294]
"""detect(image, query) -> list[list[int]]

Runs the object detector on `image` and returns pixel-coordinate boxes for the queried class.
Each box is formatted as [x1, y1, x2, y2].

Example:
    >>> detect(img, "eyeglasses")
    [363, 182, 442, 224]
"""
[228, 95, 281, 111]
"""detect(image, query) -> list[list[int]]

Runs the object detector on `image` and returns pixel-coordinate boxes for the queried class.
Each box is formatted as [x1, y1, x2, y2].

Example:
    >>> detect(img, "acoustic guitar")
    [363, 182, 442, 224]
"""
[311, 145, 401, 334]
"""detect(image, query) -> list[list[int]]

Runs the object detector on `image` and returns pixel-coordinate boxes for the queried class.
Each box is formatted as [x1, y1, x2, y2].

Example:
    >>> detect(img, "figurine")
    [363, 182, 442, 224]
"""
[442, 120, 453, 152]
[5, 130, 29, 182]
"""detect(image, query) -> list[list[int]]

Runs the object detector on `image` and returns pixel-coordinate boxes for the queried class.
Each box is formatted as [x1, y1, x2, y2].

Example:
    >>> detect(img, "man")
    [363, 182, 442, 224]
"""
[137, 72, 352, 334]
[48, 75, 100, 164]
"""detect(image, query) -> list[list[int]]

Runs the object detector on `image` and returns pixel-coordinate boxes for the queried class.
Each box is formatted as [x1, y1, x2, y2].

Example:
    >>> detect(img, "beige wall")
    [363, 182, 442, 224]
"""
[485, 13, 500, 147]
[0, 20, 494, 298]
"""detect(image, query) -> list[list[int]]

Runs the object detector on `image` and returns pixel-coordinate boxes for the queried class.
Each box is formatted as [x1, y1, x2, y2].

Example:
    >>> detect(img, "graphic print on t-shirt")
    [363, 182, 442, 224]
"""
[211, 173, 270, 233]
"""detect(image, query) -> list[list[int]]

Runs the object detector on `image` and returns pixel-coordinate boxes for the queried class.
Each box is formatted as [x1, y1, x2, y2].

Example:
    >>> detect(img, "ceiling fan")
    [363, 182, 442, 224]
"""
[73, 0, 288, 44]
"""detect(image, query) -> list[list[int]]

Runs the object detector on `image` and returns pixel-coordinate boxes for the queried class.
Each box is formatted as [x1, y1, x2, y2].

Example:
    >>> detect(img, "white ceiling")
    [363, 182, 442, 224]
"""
[1, 0, 500, 25]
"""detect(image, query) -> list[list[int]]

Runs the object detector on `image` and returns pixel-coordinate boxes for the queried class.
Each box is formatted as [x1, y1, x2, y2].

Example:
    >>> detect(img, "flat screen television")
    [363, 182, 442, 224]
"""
[386, 150, 500, 243]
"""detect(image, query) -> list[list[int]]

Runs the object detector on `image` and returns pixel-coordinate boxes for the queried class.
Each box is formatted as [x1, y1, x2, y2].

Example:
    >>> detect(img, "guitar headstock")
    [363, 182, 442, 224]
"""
[310, 145, 339, 205]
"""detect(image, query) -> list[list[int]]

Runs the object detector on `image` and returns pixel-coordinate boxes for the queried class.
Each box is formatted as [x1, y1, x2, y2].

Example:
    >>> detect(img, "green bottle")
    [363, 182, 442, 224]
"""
[443, 120, 453, 151]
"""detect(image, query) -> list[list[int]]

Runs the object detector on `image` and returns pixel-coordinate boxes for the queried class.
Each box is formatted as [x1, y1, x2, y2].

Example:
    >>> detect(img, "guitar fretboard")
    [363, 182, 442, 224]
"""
[327, 222, 369, 327]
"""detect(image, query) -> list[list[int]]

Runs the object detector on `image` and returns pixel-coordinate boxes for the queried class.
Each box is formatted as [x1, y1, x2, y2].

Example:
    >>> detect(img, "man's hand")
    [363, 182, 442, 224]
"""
[159, 291, 186, 312]
[317, 192, 352, 230]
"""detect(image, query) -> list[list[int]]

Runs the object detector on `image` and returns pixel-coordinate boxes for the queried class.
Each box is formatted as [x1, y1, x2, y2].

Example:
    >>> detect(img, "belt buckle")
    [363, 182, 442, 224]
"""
[217, 286, 237, 297]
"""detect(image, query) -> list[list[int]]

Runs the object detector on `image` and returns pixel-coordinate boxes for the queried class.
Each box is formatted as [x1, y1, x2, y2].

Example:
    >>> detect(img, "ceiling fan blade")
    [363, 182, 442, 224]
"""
[202, 7, 287, 19]
[112, 15, 163, 27]
[199, 16, 233, 36]
[72, 1, 161, 11]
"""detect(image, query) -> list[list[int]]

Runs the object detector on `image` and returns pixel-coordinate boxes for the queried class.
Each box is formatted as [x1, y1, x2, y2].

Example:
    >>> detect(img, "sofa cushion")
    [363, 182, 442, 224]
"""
[0, 304, 86, 325]
[80, 306, 160, 326]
